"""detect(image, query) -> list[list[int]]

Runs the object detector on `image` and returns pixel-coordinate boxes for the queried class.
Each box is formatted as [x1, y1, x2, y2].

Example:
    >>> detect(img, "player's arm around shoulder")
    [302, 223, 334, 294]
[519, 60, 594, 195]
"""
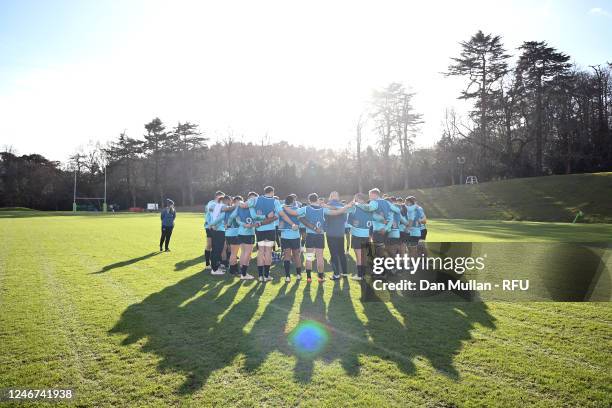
[227, 207, 238, 222]
[209, 208, 225, 227]
[279, 210, 299, 230]
[357, 200, 377, 212]
[324, 204, 350, 216]
[283, 204, 299, 216]
[239, 197, 255, 209]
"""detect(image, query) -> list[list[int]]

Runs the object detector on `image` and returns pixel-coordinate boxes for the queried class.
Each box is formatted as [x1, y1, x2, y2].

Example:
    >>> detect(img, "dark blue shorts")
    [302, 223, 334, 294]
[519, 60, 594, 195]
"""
[239, 235, 255, 245]
[256, 229, 276, 242]
[351, 236, 369, 250]
[281, 238, 301, 250]
[226, 236, 240, 245]
[305, 233, 325, 249]
[408, 235, 420, 246]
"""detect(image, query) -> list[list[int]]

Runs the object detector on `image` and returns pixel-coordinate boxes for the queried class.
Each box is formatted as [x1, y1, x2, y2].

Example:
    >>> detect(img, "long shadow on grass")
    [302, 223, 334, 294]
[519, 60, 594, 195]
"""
[110, 270, 497, 394]
[110, 272, 264, 393]
[174, 255, 205, 271]
[243, 282, 299, 373]
[292, 283, 327, 383]
[241, 280, 329, 383]
[92, 251, 160, 274]
[386, 293, 496, 378]
[325, 279, 367, 377]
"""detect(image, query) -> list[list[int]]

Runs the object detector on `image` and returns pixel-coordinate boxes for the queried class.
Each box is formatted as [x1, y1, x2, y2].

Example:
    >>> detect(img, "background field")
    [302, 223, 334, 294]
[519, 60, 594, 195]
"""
[1, 211, 611, 407]
[390, 172, 612, 223]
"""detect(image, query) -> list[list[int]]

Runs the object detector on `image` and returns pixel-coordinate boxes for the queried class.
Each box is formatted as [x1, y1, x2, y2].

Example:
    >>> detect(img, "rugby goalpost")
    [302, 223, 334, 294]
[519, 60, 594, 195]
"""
[72, 166, 108, 212]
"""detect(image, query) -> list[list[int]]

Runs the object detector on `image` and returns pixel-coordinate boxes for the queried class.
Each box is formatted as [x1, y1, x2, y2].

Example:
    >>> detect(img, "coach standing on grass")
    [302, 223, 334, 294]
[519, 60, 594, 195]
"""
[323, 191, 349, 279]
[160, 199, 176, 252]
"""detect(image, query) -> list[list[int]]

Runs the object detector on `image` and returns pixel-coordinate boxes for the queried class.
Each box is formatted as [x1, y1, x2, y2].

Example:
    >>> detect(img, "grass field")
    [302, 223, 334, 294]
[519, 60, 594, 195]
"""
[1, 212, 611, 407]
[391, 172, 612, 223]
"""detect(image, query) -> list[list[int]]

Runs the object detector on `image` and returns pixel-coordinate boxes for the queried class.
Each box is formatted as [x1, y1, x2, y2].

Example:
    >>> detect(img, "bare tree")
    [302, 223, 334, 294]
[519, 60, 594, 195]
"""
[371, 83, 401, 192]
[223, 129, 236, 180]
[355, 112, 366, 193]
[68, 152, 86, 174]
[1, 145, 16, 154]
[395, 88, 423, 189]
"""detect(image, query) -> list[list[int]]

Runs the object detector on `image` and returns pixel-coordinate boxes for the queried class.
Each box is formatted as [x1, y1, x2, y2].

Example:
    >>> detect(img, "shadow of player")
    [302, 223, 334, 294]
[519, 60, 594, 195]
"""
[110, 257, 497, 394]
[109, 273, 263, 394]
[174, 255, 205, 271]
[242, 282, 299, 373]
[292, 282, 327, 383]
[325, 278, 368, 376]
[92, 251, 160, 274]
[388, 293, 496, 379]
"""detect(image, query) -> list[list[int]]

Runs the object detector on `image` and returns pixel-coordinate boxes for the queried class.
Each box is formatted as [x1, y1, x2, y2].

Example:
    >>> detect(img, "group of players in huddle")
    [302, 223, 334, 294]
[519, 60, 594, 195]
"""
[203, 185, 427, 283]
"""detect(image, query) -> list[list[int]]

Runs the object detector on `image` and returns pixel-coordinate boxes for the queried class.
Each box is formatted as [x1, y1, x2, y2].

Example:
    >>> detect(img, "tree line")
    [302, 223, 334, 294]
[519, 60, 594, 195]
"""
[1, 31, 610, 210]
[442, 31, 611, 180]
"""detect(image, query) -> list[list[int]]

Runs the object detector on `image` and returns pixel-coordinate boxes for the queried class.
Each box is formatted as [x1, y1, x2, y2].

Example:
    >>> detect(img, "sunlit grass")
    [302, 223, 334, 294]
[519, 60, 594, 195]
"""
[0, 212, 610, 406]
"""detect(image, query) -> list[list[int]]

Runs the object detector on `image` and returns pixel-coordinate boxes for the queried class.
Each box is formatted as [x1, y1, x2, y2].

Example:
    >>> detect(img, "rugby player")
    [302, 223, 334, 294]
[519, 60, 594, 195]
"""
[208, 195, 232, 275]
[345, 193, 373, 280]
[234, 192, 261, 280]
[243, 186, 282, 282]
[204, 191, 224, 268]
[354, 188, 394, 260]
[224, 196, 243, 276]
[322, 192, 349, 279]
[405, 196, 422, 261]
[387, 197, 409, 258]
[294, 193, 351, 282]
[277, 195, 303, 282]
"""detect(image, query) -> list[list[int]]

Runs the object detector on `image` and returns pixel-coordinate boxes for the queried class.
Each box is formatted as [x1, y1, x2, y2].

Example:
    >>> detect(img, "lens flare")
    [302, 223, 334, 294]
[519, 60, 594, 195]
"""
[288, 320, 329, 358]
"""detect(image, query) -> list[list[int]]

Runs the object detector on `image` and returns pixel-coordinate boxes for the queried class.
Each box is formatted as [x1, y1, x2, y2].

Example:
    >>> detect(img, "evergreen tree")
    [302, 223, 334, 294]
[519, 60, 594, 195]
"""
[105, 132, 143, 208]
[515, 41, 571, 174]
[143, 117, 169, 204]
[170, 122, 207, 205]
[447, 30, 510, 176]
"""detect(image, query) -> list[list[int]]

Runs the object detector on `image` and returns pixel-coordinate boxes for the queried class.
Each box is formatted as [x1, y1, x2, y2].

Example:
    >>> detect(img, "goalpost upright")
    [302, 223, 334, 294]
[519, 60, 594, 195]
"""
[73, 171, 77, 212]
[103, 165, 107, 213]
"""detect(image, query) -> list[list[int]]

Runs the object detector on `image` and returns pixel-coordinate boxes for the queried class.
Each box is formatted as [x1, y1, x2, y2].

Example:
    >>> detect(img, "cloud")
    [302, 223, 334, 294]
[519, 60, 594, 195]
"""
[589, 7, 612, 18]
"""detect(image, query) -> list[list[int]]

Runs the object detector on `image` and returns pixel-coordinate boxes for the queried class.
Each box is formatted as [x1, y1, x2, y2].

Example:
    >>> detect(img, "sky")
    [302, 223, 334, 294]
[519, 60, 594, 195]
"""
[1, 0, 611, 161]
